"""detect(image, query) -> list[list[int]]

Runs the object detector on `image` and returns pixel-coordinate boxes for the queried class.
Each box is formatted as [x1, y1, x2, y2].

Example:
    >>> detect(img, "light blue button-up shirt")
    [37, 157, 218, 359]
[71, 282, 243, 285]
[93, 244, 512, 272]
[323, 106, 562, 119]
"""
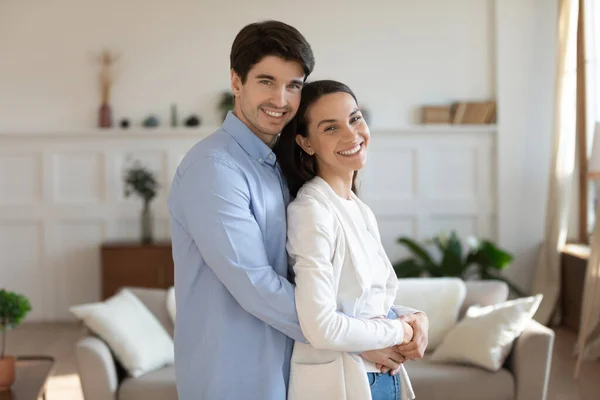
[168, 111, 307, 400]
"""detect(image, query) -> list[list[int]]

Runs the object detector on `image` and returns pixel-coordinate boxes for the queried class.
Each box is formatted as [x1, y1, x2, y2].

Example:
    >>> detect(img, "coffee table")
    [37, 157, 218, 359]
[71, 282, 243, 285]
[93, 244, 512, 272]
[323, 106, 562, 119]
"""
[0, 356, 55, 400]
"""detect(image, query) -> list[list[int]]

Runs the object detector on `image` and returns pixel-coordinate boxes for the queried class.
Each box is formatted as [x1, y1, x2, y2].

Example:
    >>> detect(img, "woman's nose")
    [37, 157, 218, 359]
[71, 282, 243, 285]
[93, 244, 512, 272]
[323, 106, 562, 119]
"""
[342, 126, 358, 141]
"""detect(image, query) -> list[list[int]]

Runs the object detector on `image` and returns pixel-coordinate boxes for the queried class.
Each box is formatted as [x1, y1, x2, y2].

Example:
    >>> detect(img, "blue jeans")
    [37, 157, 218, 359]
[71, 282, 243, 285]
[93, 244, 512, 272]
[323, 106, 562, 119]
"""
[368, 372, 401, 400]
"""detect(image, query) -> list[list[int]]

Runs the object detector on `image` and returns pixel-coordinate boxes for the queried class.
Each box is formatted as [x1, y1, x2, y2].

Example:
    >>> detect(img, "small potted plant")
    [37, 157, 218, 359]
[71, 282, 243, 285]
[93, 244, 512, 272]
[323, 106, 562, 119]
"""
[0, 289, 32, 391]
[123, 160, 160, 244]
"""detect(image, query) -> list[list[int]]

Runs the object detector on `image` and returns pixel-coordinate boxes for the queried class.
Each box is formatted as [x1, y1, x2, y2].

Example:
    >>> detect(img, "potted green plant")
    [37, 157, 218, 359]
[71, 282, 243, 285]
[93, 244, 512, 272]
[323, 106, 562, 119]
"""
[123, 160, 160, 244]
[0, 289, 32, 391]
[393, 231, 526, 297]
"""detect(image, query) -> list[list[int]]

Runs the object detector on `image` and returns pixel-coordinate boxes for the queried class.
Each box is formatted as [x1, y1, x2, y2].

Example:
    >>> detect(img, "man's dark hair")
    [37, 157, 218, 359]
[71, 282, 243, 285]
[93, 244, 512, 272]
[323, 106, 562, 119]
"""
[230, 20, 315, 83]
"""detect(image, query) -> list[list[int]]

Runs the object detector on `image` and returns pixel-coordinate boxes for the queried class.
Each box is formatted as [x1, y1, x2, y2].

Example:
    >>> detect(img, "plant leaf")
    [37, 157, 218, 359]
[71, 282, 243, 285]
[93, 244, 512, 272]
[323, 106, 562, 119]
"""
[0, 289, 32, 327]
[396, 237, 435, 266]
[392, 259, 425, 278]
[471, 240, 514, 274]
[438, 231, 465, 276]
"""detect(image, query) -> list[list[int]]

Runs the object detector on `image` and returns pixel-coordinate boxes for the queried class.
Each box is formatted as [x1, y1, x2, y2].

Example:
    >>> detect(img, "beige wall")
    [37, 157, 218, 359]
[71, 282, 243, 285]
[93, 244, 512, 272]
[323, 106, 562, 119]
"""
[0, 0, 494, 130]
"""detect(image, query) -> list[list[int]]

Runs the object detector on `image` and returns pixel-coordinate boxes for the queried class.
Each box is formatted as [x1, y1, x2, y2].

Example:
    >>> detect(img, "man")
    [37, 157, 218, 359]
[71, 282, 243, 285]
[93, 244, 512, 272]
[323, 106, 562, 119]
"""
[168, 20, 428, 400]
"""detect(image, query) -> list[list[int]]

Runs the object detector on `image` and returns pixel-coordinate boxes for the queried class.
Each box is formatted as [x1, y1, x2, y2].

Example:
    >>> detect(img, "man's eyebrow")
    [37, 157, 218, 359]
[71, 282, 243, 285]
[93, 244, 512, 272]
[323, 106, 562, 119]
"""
[255, 74, 303, 86]
[255, 74, 275, 80]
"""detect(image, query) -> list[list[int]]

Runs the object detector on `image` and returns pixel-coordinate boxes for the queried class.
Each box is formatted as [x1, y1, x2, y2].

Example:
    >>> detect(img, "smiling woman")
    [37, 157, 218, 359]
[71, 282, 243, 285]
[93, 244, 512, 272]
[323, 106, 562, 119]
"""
[276, 80, 368, 198]
[295, 91, 369, 187]
[276, 80, 422, 400]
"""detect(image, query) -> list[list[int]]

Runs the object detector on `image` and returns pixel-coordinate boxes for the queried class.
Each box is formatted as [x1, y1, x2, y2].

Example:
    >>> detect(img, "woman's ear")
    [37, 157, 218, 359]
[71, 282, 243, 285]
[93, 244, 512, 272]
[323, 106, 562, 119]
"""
[296, 134, 314, 155]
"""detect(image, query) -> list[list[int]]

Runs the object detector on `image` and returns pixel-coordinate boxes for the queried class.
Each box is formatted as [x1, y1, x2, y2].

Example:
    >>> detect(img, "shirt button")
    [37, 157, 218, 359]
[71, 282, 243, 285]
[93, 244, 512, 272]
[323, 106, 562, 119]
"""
[258, 158, 263, 163]
[268, 154, 274, 159]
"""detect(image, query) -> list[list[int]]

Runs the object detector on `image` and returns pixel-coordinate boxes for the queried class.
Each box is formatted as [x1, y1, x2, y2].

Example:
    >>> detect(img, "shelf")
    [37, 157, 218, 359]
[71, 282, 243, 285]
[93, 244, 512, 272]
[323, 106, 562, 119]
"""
[0, 124, 497, 138]
[0, 126, 219, 138]
[374, 124, 497, 133]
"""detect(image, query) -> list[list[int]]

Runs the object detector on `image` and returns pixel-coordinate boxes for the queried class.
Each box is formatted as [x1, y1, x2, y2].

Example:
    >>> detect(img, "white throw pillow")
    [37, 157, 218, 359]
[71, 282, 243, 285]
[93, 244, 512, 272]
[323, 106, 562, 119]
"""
[394, 278, 466, 350]
[429, 294, 543, 371]
[70, 288, 175, 377]
[166, 286, 176, 324]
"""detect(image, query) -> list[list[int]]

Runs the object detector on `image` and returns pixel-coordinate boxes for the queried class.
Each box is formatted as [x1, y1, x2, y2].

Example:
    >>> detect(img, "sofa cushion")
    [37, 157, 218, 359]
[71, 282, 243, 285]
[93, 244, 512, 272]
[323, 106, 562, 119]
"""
[395, 277, 466, 350]
[166, 286, 176, 326]
[127, 287, 174, 338]
[461, 280, 509, 318]
[70, 288, 174, 378]
[405, 358, 514, 400]
[119, 365, 177, 400]
[430, 294, 543, 371]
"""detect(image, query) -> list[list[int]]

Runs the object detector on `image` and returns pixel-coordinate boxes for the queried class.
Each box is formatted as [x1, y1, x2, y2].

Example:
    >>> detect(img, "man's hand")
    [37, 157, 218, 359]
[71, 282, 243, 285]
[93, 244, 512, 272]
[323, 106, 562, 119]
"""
[396, 312, 429, 361]
[360, 347, 406, 376]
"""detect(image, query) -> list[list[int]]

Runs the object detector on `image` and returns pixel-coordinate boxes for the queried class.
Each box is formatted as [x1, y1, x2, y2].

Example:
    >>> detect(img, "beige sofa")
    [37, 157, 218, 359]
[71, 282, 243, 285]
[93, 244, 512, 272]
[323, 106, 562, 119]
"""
[75, 287, 177, 400]
[75, 281, 554, 400]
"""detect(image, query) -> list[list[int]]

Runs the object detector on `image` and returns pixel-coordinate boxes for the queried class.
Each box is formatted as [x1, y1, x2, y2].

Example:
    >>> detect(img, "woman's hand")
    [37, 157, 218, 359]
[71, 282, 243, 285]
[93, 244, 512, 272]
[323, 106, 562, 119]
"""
[401, 319, 414, 344]
[373, 320, 413, 375]
[360, 347, 406, 376]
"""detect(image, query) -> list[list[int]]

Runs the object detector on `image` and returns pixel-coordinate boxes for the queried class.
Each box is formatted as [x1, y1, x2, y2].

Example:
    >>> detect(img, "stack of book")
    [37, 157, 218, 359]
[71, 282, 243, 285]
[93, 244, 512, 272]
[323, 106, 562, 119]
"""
[421, 101, 496, 124]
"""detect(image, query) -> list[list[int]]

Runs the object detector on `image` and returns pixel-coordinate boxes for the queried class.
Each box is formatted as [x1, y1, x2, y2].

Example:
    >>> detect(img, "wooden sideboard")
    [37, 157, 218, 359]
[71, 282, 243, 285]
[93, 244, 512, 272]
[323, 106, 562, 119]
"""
[100, 241, 174, 299]
[561, 243, 590, 333]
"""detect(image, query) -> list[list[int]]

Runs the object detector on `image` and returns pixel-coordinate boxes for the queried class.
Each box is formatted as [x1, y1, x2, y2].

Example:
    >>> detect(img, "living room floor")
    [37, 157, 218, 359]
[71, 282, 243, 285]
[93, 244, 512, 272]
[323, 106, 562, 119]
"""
[4, 323, 600, 400]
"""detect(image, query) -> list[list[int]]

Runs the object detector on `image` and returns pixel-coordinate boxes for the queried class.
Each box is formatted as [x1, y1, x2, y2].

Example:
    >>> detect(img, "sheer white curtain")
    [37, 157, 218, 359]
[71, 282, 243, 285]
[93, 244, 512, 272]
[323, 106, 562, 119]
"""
[531, 0, 579, 325]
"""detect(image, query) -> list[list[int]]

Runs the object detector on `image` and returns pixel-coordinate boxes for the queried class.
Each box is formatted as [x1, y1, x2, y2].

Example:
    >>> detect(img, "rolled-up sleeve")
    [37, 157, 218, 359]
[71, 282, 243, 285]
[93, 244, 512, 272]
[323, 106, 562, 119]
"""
[171, 156, 306, 342]
[287, 196, 406, 352]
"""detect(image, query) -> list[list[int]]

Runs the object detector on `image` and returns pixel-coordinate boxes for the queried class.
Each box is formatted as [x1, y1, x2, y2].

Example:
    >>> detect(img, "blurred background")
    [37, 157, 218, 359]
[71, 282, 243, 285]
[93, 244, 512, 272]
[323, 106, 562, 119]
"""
[1, 1, 599, 399]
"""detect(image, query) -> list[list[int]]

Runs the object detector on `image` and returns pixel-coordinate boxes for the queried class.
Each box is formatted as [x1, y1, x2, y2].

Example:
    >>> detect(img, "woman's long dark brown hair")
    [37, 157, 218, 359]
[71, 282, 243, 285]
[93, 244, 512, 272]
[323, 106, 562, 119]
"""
[275, 80, 359, 198]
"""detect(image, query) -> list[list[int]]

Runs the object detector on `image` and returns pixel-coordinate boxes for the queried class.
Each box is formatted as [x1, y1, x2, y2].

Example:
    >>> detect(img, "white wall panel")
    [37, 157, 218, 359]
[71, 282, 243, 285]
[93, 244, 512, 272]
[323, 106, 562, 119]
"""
[0, 126, 496, 320]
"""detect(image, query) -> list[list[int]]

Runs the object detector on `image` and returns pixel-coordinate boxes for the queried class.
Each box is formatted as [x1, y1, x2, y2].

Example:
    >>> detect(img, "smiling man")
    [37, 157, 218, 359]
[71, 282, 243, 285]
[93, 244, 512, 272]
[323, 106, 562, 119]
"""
[168, 20, 314, 400]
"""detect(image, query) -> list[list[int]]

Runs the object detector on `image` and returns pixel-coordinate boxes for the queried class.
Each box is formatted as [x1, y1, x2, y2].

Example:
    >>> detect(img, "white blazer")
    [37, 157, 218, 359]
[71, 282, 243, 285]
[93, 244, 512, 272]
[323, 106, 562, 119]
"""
[286, 176, 417, 400]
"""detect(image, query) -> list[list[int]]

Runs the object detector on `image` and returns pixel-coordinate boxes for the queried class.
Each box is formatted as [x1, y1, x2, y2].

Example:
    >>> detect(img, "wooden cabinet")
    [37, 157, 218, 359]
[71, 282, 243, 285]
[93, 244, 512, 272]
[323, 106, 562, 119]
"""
[100, 241, 174, 299]
[561, 244, 590, 333]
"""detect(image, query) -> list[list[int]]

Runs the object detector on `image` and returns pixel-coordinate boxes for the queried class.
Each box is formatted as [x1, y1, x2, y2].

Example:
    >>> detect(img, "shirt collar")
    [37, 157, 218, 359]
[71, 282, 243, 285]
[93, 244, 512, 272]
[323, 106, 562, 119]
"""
[223, 111, 277, 168]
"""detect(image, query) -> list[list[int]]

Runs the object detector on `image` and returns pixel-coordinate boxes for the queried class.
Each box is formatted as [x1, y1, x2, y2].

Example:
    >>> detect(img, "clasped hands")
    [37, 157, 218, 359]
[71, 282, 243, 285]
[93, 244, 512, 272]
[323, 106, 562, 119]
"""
[360, 312, 429, 376]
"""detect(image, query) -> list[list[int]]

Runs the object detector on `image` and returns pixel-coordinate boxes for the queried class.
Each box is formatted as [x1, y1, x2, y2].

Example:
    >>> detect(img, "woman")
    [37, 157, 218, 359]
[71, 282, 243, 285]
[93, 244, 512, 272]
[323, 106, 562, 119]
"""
[276, 80, 417, 400]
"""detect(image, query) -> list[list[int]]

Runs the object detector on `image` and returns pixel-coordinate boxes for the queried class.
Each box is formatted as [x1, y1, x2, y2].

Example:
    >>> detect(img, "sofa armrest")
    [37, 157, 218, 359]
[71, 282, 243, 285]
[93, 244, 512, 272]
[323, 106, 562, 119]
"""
[75, 336, 119, 400]
[509, 319, 555, 400]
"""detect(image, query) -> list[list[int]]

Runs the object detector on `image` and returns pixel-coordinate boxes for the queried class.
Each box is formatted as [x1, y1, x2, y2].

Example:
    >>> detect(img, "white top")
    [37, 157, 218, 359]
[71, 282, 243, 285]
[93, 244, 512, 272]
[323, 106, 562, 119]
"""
[341, 197, 389, 319]
[286, 176, 417, 400]
[340, 198, 391, 372]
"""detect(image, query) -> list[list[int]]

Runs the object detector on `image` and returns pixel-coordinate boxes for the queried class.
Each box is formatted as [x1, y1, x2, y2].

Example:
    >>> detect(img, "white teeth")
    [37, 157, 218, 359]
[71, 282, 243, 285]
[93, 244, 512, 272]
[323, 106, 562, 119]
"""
[263, 109, 283, 117]
[338, 144, 361, 156]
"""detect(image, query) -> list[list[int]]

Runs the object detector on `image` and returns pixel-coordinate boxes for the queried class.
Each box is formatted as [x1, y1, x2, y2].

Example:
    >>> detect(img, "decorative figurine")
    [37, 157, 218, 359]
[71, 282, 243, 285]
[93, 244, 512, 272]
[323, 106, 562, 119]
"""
[170, 104, 178, 127]
[96, 49, 119, 128]
[142, 115, 160, 128]
[184, 115, 201, 127]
